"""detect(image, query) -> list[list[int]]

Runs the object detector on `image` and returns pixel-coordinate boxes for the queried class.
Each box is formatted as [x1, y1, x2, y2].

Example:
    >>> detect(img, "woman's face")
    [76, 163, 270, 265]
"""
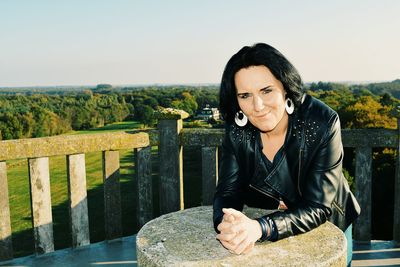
[234, 65, 287, 133]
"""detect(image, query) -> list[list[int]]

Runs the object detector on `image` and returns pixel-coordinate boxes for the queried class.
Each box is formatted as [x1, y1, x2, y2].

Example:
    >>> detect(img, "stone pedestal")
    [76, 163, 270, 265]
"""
[136, 206, 347, 266]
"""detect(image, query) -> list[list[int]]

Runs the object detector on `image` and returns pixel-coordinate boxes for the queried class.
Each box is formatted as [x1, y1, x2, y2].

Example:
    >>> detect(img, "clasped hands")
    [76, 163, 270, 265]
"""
[216, 208, 262, 255]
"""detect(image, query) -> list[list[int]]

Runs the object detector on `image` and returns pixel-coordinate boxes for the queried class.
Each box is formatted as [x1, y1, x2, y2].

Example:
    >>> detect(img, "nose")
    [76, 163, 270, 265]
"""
[253, 95, 265, 112]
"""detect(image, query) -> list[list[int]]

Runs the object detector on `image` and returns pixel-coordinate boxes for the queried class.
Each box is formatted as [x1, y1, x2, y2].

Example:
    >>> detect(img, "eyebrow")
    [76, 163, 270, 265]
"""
[237, 86, 272, 95]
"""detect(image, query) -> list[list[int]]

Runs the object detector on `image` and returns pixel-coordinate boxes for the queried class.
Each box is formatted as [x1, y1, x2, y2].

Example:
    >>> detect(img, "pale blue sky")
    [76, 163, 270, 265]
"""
[0, 0, 399, 87]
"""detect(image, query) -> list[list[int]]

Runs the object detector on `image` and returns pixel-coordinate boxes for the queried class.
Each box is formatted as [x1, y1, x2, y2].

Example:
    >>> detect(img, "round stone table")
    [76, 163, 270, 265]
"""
[136, 206, 347, 266]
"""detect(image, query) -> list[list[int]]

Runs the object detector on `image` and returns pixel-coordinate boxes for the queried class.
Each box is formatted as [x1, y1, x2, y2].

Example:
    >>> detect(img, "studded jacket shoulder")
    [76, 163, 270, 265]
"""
[213, 94, 361, 239]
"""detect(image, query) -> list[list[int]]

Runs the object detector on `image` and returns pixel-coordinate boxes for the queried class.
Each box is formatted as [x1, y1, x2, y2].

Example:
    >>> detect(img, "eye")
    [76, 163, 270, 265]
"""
[238, 93, 250, 99]
[261, 88, 272, 94]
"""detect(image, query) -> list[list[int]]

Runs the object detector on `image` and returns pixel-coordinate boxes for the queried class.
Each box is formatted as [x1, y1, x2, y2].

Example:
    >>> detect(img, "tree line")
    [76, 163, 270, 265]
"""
[0, 86, 219, 140]
[0, 80, 399, 140]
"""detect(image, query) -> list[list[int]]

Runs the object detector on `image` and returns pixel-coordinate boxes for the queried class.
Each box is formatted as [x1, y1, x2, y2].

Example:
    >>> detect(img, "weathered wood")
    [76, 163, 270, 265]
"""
[0, 128, 395, 160]
[354, 147, 372, 242]
[341, 129, 397, 148]
[28, 157, 54, 254]
[201, 147, 218, 205]
[67, 154, 90, 248]
[0, 132, 149, 161]
[158, 119, 184, 214]
[148, 129, 159, 147]
[180, 128, 398, 148]
[135, 146, 153, 228]
[181, 129, 224, 147]
[122, 129, 159, 147]
[0, 162, 13, 260]
[393, 118, 400, 244]
[102, 151, 122, 240]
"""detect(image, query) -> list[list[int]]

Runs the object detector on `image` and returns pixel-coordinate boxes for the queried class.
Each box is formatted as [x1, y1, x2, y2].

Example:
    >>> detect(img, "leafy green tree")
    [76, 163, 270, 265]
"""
[135, 104, 155, 127]
[171, 92, 198, 115]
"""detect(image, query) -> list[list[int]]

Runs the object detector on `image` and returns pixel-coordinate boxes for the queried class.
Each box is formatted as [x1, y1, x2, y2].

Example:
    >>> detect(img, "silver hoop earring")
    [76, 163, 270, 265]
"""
[285, 98, 294, 115]
[235, 110, 248, 127]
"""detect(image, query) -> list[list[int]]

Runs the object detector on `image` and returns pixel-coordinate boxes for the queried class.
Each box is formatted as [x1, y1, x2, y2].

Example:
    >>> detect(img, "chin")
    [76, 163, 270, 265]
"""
[255, 122, 277, 132]
[253, 125, 273, 132]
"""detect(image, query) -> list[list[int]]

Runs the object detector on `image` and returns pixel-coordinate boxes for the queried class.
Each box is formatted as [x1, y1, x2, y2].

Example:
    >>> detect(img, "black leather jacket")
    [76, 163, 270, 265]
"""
[213, 94, 361, 240]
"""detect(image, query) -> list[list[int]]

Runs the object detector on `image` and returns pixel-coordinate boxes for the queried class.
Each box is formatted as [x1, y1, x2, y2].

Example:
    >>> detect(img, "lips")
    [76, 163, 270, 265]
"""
[255, 112, 270, 118]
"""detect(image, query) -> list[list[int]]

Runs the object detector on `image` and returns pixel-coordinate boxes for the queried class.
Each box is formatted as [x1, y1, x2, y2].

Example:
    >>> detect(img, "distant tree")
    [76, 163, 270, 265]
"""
[96, 84, 113, 90]
[144, 97, 158, 109]
[171, 92, 198, 115]
[380, 93, 395, 106]
[135, 104, 155, 127]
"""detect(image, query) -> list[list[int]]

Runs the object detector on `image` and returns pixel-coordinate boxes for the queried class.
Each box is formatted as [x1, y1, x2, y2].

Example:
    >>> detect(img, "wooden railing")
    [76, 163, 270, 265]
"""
[0, 111, 399, 261]
[0, 132, 153, 260]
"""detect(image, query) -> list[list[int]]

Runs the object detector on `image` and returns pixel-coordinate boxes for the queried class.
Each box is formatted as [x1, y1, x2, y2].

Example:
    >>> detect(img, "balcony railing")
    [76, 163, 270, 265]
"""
[0, 111, 399, 261]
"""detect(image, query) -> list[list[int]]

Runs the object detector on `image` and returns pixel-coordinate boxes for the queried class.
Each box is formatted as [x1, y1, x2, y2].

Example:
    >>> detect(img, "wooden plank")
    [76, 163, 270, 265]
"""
[0, 128, 395, 161]
[393, 118, 400, 244]
[0, 132, 149, 161]
[158, 119, 184, 214]
[0, 161, 13, 260]
[135, 146, 153, 228]
[103, 151, 122, 240]
[67, 154, 90, 248]
[180, 128, 398, 148]
[353, 147, 372, 242]
[341, 129, 397, 148]
[181, 129, 224, 147]
[201, 147, 218, 205]
[28, 157, 54, 254]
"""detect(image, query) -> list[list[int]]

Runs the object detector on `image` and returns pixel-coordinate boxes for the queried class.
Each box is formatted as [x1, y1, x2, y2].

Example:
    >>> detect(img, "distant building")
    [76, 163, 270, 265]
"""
[195, 105, 220, 121]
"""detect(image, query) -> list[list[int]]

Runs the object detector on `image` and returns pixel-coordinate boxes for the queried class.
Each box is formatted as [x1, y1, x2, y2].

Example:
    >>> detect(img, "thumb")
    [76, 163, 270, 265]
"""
[224, 214, 235, 223]
[222, 208, 244, 219]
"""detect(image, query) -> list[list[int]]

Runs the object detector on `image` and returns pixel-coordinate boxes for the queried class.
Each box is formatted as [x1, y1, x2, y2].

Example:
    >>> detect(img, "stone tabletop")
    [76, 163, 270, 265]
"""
[136, 206, 347, 266]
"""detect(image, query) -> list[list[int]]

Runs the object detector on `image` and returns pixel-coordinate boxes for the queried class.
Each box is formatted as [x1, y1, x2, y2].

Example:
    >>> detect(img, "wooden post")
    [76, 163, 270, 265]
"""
[201, 147, 218, 205]
[135, 146, 153, 228]
[28, 157, 54, 254]
[393, 118, 400, 244]
[102, 150, 122, 240]
[67, 154, 90, 248]
[157, 110, 188, 215]
[354, 147, 372, 242]
[0, 162, 13, 260]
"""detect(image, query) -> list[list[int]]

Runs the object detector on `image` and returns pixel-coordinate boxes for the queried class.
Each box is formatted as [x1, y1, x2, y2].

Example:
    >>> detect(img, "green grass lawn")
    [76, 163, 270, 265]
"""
[6, 120, 203, 257]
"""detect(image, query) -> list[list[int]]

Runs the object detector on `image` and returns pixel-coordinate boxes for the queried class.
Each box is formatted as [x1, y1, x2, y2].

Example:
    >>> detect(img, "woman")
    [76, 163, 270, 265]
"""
[213, 43, 360, 265]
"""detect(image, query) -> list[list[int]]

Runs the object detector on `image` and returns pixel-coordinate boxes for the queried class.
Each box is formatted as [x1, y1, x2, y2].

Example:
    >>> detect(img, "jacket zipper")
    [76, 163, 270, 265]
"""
[332, 201, 345, 216]
[297, 149, 303, 196]
[249, 183, 280, 202]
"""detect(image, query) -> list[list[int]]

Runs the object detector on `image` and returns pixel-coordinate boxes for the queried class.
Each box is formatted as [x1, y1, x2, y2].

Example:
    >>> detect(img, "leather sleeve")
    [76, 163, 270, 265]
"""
[213, 129, 245, 233]
[269, 114, 343, 239]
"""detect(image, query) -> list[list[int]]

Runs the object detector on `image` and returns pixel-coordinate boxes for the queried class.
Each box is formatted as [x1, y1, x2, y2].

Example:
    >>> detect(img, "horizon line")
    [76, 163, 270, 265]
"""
[0, 79, 397, 89]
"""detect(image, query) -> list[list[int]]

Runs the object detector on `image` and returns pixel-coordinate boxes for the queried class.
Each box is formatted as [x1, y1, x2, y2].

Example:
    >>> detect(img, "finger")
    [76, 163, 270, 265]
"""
[233, 239, 252, 255]
[229, 221, 246, 234]
[229, 230, 247, 246]
[223, 213, 235, 223]
[222, 208, 244, 219]
[217, 221, 235, 233]
[219, 239, 237, 252]
[241, 242, 254, 255]
[216, 232, 236, 242]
